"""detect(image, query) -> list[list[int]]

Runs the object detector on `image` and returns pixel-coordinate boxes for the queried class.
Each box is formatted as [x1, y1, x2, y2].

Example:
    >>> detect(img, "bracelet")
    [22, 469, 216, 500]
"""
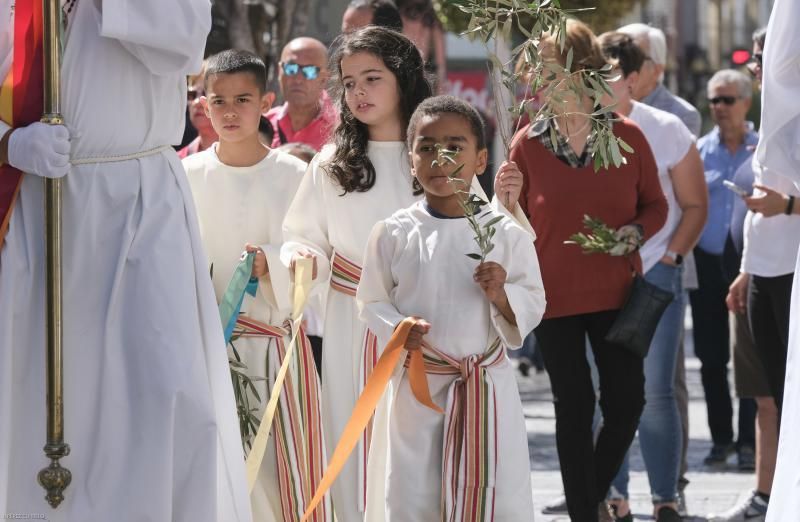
[786, 195, 795, 215]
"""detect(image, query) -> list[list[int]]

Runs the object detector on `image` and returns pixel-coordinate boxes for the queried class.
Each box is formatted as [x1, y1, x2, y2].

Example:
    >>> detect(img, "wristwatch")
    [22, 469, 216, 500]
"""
[665, 250, 683, 265]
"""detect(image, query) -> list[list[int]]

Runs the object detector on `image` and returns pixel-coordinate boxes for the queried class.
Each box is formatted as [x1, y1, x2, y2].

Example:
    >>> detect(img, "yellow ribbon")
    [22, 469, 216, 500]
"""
[245, 257, 314, 492]
[301, 317, 442, 521]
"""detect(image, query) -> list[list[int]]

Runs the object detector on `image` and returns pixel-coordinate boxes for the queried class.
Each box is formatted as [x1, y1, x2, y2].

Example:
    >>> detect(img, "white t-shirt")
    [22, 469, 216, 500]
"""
[740, 155, 800, 277]
[628, 101, 696, 272]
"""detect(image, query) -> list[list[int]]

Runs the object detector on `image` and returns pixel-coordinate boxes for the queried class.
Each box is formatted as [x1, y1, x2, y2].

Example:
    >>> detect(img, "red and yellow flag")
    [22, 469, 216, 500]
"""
[0, 0, 44, 247]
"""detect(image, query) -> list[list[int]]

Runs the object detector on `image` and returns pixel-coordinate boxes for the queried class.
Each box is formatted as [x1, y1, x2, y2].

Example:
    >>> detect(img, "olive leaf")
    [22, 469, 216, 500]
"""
[564, 214, 621, 254]
[229, 339, 266, 453]
[447, 0, 630, 172]
[433, 145, 501, 263]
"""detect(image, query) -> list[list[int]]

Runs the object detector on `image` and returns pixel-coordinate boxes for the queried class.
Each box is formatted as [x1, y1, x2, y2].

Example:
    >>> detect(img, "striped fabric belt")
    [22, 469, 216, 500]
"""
[406, 338, 505, 522]
[330, 251, 361, 297]
[233, 315, 290, 339]
[235, 315, 332, 521]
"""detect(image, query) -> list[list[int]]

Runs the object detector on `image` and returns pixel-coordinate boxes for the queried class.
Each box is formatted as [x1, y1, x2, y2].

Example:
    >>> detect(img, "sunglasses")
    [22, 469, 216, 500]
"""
[708, 95, 739, 106]
[281, 62, 321, 80]
[750, 53, 763, 66]
[187, 87, 203, 102]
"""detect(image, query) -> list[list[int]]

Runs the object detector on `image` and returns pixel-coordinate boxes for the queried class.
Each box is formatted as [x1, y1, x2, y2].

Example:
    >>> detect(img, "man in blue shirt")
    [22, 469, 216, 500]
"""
[693, 68, 759, 469]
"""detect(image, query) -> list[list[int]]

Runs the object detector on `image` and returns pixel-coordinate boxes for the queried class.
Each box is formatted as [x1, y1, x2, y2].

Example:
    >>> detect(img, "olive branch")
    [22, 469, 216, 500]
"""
[229, 338, 266, 453]
[565, 214, 643, 255]
[434, 144, 504, 262]
[452, 0, 633, 171]
[212, 262, 266, 453]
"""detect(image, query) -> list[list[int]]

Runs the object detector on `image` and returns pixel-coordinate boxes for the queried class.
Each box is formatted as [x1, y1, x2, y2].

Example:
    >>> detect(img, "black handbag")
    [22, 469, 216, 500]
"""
[605, 271, 674, 358]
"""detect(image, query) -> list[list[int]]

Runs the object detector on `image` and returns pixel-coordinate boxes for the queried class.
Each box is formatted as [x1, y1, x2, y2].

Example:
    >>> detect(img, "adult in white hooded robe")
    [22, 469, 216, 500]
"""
[0, 1, 251, 520]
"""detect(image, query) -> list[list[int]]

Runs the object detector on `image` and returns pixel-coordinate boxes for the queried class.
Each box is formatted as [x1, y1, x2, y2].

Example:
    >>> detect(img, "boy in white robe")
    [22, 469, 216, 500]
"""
[356, 95, 546, 521]
[0, 1, 252, 520]
[184, 50, 331, 521]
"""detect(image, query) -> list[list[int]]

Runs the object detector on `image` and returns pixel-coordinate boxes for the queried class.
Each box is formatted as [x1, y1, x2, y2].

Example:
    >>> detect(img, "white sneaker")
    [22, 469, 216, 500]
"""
[708, 490, 768, 521]
[676, 489, 688, 517]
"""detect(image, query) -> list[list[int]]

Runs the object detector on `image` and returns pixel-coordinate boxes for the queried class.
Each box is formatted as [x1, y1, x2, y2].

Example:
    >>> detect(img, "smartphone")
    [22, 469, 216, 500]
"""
[723, 180, 750, 197]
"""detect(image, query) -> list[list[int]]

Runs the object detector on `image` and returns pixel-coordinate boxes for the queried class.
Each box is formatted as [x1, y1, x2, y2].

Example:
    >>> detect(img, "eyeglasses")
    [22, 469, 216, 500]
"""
[187, 87, 203, 102]
[708, 95, 739, 106]
[750, 53, 763, 66]
[281, 62, 321, 80]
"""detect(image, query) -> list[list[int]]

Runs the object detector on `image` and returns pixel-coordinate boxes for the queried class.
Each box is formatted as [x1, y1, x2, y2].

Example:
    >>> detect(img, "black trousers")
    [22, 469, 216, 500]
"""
[690, 247, 736, 446]
[748, 273, 793, 411]
[535, 310, 645, 522]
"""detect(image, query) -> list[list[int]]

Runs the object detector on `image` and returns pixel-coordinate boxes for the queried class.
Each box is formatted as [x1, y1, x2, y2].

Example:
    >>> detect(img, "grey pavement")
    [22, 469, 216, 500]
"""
[520, 314, 755, 521]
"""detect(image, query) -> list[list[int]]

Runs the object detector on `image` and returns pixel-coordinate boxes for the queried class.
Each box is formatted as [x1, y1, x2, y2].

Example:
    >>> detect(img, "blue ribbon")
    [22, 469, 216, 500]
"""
[218, 251, 259, 344]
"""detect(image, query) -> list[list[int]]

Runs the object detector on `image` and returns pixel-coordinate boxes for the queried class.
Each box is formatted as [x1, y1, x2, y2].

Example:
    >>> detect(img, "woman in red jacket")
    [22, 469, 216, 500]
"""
[499, 19, 668, 522]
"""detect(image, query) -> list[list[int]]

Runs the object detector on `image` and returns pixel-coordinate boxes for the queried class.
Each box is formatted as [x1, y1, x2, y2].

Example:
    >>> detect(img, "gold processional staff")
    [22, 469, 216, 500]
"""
[36, 0, 71, 508]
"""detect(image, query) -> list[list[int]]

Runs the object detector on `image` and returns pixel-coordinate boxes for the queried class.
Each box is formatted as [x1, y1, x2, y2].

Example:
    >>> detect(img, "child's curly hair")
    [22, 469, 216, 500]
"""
[326, 26, 432, 194]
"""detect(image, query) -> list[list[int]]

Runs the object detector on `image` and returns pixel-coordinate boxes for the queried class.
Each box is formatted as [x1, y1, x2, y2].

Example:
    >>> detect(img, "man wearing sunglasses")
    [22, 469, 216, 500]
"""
[265, 37, 337, 151]
[691, 68, 759, 476]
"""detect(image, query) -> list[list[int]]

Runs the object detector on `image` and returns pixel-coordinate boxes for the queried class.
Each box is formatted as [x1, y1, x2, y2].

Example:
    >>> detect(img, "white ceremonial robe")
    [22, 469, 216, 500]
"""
[356, 201, 545, 520]
[281, 141, 419, 521]
[281, 141, 521, 520]
[0, 2, 251, 521]
[759, 1, 800, 520]
[184, 146, 314, 521]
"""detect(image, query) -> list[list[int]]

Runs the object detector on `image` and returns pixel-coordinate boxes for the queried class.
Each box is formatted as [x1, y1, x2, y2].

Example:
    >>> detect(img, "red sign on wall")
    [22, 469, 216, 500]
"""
[446, 70, 493, 122]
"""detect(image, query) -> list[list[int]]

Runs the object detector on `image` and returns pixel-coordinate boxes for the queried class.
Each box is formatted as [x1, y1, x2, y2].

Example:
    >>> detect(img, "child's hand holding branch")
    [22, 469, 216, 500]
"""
[474, 262, 517, 325]
[246, 243, 269, 278]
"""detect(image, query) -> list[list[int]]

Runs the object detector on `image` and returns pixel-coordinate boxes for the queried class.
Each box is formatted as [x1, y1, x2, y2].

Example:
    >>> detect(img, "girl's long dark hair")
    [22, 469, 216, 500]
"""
[326, 26, 432, 194]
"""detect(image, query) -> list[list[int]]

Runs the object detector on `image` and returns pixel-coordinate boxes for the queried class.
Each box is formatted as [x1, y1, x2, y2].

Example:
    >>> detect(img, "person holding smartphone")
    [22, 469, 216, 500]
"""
[712, 27, 800, 521]
[692, 69, 760, 471]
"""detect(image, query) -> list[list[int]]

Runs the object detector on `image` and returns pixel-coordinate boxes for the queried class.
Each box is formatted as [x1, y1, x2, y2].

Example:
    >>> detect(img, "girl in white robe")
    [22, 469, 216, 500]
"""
[0, 1, 250, 520]
[280, 27, 436, 521]
[356, 95, 545, 520]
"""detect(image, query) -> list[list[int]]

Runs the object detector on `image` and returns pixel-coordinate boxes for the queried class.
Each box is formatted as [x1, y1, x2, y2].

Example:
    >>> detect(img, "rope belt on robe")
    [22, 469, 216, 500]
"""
[409, 337, 504, 522]
[69, 144, 173, 165]
[301, 316, 505, 522]
[330, 251, 379, 511]
[233, 316, 331, 522]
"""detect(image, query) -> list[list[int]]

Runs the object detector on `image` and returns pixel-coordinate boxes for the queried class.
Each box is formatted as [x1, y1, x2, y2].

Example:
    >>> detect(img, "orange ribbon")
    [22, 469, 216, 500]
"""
[301, 317, 442, 521]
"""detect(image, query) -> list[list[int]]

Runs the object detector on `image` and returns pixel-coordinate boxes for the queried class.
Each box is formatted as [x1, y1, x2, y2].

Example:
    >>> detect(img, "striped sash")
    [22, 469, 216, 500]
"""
[235, 315, 332, 522]
[329, 251, 377, 511]
[330, 251, 361, 296]
[407, 338, 505, 522]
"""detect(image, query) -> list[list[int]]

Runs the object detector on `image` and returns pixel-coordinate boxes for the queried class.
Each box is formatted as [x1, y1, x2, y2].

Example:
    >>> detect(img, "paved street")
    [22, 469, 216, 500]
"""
[520, 315, 755, 521]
